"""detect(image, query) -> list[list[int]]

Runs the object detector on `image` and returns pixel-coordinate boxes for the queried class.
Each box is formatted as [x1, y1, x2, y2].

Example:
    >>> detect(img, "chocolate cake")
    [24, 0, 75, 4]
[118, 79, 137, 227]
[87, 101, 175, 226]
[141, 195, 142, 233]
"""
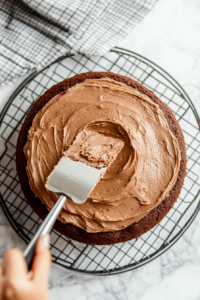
[16, 72, 187, 245]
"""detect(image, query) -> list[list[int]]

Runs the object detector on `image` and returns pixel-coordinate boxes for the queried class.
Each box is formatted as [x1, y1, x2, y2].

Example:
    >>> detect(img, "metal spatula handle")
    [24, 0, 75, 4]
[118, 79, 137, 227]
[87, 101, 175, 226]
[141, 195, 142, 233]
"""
[23, 195, 66, 270]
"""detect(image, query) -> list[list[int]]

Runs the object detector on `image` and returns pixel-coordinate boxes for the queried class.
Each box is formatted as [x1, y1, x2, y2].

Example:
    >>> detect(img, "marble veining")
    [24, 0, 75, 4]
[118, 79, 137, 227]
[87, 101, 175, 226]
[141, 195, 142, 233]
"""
[1, 0, 200, 299]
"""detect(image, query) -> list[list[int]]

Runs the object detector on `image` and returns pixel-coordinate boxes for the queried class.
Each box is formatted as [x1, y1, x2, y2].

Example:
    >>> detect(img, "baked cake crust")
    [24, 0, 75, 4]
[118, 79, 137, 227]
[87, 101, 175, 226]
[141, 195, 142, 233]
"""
[16, 72, 187, 245]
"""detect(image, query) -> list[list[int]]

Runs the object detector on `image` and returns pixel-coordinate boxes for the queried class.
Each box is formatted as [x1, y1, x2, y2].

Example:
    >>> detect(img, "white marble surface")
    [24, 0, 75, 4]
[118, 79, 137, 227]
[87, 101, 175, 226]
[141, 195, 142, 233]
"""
[1, 0, 200, 299]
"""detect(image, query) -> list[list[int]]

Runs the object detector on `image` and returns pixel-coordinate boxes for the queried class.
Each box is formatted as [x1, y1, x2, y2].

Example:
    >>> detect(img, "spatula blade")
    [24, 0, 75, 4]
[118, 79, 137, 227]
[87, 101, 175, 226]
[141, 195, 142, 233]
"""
[46, 157, 106, 204]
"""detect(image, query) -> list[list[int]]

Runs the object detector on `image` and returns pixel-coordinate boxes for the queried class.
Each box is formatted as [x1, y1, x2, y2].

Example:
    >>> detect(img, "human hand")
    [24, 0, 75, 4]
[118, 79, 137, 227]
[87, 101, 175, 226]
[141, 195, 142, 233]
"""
[0, 234, 51, 300]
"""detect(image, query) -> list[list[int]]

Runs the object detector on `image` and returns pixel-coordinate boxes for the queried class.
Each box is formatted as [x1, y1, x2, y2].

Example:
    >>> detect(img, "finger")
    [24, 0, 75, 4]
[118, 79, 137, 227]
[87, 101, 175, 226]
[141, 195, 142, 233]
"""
[32, 235, 51, 284]
[3, 249, 28, 279]
[0, 263, 3, 300]
[0, 281, 2, 300]
[0, 263, 4, 277]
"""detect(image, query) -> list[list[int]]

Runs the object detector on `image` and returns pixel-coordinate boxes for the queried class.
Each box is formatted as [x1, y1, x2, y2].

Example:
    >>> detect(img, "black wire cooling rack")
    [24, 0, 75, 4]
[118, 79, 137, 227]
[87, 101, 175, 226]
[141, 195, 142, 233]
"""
[0, 48, 200, 275]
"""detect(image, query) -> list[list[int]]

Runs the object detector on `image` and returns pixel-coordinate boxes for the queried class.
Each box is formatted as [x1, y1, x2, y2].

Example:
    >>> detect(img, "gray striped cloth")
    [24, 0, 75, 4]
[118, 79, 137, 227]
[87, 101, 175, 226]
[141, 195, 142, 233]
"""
[0, 0, 157, 85]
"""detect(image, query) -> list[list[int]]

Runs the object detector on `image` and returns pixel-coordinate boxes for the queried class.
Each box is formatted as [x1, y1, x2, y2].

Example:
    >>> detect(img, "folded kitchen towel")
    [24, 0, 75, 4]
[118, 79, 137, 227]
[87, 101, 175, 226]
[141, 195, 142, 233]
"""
[0, 0, 157, 85]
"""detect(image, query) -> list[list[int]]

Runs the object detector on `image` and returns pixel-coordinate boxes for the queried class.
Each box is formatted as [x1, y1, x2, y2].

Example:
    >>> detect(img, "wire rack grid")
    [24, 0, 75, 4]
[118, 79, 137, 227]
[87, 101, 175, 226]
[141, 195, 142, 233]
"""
[0, 48, 200, 275]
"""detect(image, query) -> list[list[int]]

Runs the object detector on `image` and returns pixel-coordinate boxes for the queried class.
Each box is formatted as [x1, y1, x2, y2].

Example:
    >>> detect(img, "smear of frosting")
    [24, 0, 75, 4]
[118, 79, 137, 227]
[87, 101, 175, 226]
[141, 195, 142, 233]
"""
[24, 78, 181, 233]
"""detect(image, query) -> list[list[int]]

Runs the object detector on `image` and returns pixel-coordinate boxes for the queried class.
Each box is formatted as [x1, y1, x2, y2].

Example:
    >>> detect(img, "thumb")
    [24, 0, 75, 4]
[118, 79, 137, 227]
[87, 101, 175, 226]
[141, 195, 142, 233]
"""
[32, 234, 51, 284]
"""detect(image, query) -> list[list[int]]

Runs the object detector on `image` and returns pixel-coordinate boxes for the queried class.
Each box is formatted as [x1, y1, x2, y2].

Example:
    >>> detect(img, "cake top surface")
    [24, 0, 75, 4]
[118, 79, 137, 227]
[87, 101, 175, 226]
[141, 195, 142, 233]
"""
[24, 77, 181, 233]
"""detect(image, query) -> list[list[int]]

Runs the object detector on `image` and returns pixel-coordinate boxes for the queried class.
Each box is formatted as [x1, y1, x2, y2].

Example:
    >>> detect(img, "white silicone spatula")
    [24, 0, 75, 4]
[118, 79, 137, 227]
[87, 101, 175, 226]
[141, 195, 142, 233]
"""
[46, 157, 106, 204]
[23, 158, 106, 269]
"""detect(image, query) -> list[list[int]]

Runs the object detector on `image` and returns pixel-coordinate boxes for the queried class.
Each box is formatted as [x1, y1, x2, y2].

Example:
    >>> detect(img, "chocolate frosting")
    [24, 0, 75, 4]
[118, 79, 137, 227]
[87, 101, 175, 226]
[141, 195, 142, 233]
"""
[24, 78, 181, 233]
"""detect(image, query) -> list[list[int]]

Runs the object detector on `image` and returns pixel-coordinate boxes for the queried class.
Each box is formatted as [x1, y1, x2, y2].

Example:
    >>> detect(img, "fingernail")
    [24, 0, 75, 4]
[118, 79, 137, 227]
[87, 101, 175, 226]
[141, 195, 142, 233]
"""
[5, 288, 13, 298]
[27, 270, 33, 280]
[43, 234, 50, 248]
[0, 258, 5, 269]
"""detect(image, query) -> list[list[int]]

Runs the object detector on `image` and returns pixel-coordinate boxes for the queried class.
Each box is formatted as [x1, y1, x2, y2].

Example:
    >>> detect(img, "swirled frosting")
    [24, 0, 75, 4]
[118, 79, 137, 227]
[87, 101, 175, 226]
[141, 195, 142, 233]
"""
[24, 78, 180, 233]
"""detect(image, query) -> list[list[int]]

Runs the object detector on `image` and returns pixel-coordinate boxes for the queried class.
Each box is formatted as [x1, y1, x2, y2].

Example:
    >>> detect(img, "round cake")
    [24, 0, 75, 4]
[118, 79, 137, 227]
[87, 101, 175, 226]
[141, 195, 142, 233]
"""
[16, 72, 187, 245]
